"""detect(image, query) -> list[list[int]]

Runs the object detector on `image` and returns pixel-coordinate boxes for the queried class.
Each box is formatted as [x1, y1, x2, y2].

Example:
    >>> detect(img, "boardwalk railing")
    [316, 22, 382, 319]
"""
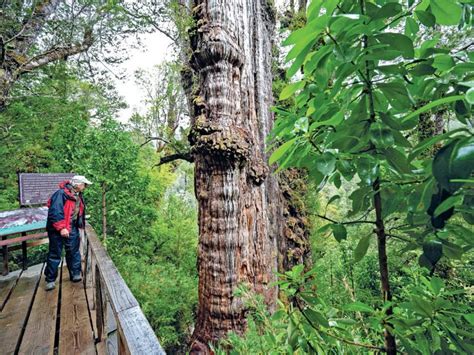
[83, 224, 165, 354]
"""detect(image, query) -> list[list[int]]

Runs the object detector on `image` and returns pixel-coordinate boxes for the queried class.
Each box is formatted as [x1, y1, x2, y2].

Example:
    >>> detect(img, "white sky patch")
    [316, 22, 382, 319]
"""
[113, 31, 173, 122]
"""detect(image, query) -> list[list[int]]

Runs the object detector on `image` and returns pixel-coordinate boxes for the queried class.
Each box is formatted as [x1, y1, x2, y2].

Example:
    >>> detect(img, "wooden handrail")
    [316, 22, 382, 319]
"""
[83, 224, 165, 354]
[1, 230, 48, 275]
[0, 232, 47, 247]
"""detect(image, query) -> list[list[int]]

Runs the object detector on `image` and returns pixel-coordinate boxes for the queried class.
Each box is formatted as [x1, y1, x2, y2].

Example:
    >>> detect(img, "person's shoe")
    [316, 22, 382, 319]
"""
[71, 274, 82, 283]
[45, 281, 55, 291]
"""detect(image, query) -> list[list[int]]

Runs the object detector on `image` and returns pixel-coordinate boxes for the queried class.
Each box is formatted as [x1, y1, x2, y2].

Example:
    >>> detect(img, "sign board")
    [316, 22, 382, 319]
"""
[19, 173, 75, 206]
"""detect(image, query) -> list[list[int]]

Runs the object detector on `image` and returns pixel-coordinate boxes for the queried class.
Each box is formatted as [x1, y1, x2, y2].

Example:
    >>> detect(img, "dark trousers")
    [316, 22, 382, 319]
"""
[44, 226, 81, 282]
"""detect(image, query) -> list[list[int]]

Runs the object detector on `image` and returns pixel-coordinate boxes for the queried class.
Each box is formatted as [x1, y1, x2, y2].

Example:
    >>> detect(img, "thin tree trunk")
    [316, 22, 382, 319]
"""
[102, 182, 107, 245]
[359, 0, 397, 351]
[188, 0, 283, 352]
[373, 179, 397, 354]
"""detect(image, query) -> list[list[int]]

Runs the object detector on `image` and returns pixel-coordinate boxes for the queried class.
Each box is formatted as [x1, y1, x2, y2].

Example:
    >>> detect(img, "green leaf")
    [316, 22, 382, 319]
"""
[369, 122, 394, 148]
[283, 14, 328, 47]
[401, 95, 464, 124]
[349, 187, 371, 215]
[279, 81, 305, 101]
[410, 64, 436, 76]
[326, 194, 340, 206]
[423, 240, 443, 265]
[371, 2, 402, 19]
[284, 15, 329, 78]
[384, 147, 413, 174]
[287, 40, 314, 79]
[304, 45, 333, 76]
[375, 33, 414, 58]
[331, 224, 347, 242]
[269, 138, 296, 165]
[354, 234, 371, 262]
[464, 314, 474, 326]
[305, 309, 329, 328]
[430, 0, 462, 25]
[409, 128, 467, 161]
[357, 156, 379, 185]
[379, 112, 402, 130]
[377, 82, 412, 110]
[309, 111, 344, 130]
[430, 277, 444, 295]
[377, 64, 408, 76]
[433, 194, 463, 217]
[315, 152, 336, 175]
[415, 10, 436, 27]
[432, 136, 474, 193]
[412, 296, 434, 317]
[405, 17, 420, 38]
[433, 54, 455, 72]
[316, 224, 332, 235]
[323, 0, 339, 15]
[442, 240, 464, 259]
[466, 88, 474, 104]
[343, 301, 374, 313]
[294, 116, 309, 133]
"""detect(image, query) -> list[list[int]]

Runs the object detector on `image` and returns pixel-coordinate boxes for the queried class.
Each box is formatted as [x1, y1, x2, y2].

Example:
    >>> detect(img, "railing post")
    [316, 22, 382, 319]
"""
[95, 264, 104, 342]
[2, 235, 8, 276]
[21, 232, 28, 270]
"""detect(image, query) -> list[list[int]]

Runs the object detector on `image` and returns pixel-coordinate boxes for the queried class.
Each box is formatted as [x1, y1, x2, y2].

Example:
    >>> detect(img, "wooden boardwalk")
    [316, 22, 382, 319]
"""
[0, 225, 164, 355]
[0, 262, 95, 355]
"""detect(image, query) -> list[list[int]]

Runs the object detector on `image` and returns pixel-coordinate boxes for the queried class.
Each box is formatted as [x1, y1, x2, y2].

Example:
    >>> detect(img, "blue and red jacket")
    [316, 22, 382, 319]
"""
[46, 180, 86, 232]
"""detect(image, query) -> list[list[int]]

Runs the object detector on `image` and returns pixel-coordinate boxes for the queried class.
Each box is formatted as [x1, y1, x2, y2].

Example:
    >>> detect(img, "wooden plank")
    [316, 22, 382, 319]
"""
[18, 270, 59, 355]
[83, 241, 98, 340]
[59, 277, 95, 355]
[0, 268, 22, 311]
[117, 306, 165, 355]
[0, 232, 48, 247]
[0, 263, 44, 355]
[9, 238, 49, 252]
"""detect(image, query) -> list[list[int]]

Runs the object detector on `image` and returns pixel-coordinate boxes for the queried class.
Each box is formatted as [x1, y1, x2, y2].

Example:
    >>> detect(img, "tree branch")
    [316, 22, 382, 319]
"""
[140, 136, 171, 147]
[5, 0, 60, 46]
[316, 214, 376, 225]
[18, 28, 93, 74]
[154, 152, 193, 167]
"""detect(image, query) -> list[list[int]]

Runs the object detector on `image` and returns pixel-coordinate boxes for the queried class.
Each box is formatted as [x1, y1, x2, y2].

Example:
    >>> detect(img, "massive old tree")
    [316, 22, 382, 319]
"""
[187, 0, 286, 351]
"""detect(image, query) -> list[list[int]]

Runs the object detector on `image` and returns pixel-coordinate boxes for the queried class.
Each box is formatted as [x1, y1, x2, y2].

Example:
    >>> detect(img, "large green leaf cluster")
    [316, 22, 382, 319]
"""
[264, 0, 473, 353]
[272, 0, 473, 276]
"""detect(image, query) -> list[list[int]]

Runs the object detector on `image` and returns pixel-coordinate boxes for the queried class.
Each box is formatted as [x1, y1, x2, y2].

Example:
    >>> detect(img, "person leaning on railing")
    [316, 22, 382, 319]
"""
[44, 175, 92, 291]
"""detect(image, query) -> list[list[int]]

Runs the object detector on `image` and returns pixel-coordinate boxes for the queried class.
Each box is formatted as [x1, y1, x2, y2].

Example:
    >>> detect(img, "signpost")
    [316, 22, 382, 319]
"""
[0, 173, 75, 274]
[19, 173, 74, 206]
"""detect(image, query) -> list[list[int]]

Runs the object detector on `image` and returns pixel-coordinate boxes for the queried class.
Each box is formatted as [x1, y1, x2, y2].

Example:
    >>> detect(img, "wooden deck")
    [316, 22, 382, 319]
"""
[0, 262, 95, 355]
[0, 225, 164, 355]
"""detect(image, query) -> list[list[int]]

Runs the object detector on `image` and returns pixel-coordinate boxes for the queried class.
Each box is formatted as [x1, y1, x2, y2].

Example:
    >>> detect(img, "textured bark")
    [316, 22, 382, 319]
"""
[279, 169, 312, 272]
[188, 0, 283, 351]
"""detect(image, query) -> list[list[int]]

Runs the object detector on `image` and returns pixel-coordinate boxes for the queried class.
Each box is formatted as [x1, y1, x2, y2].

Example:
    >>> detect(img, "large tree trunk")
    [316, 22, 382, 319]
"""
[188, 0, 283, 351]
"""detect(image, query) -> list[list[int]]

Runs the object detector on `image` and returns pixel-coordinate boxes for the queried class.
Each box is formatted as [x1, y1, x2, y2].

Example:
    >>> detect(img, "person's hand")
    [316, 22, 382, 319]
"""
[60, 228, 69, 238]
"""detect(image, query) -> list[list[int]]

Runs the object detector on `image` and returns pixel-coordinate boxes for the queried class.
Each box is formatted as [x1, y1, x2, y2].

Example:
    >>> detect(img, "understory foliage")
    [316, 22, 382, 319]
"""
[0, 64, 197, 353]
[222, 0, 473, 353]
